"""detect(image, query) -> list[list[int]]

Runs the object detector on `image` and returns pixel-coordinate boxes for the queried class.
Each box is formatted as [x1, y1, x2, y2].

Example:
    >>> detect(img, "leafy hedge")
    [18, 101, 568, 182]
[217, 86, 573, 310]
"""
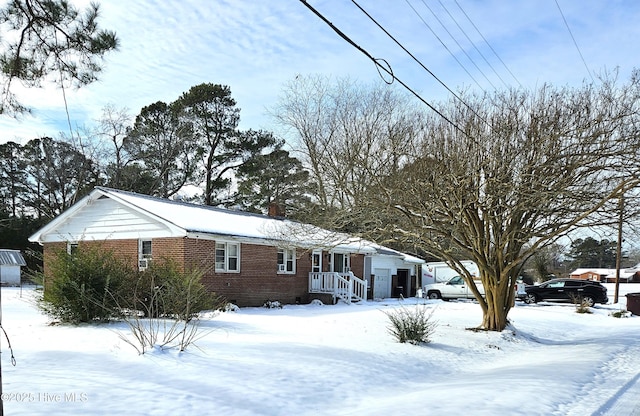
[37, 245, 224, 324]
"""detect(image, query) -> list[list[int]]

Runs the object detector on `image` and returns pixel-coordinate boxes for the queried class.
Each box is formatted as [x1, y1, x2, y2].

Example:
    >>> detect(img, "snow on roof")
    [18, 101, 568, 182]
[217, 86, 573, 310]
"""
[90, 188, 422, 261]
[570, 267, 637, 279]
[0, 249, 26, 266]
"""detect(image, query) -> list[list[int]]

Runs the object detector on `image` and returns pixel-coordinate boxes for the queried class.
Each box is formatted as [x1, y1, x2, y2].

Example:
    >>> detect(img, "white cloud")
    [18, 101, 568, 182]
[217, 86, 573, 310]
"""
[1, 0, 639, 143]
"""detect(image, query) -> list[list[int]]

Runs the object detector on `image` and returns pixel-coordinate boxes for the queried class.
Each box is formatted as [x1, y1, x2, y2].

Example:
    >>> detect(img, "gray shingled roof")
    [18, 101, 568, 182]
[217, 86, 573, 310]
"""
[0, 249, 26, 266]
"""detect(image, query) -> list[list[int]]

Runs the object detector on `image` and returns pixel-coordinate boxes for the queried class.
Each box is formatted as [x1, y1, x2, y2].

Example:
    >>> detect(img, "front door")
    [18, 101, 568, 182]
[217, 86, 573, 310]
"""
[311, 250, 322, 273]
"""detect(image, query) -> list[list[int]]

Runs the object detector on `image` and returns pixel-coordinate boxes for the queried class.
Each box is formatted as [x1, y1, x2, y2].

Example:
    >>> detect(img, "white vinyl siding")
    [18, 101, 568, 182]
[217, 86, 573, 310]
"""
[39, 197, 185, 243]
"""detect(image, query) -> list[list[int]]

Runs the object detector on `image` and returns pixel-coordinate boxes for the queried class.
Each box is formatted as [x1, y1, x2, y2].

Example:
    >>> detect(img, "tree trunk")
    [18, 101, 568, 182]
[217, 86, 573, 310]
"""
[481, 289, 510, 331]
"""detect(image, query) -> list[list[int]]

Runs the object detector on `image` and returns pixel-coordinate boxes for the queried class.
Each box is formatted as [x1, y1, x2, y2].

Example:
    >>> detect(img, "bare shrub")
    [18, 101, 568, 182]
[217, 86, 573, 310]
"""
[384, 305, 437, 345]
[117, 261, 226, 354]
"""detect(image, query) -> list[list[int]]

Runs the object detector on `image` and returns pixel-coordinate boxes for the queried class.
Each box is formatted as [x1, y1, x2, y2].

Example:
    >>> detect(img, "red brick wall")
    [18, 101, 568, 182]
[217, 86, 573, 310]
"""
[42, 238, 367, 307]
[350, 254, 364, 277]
[199, 242, 313, 307]
[153, 237, 186, 269]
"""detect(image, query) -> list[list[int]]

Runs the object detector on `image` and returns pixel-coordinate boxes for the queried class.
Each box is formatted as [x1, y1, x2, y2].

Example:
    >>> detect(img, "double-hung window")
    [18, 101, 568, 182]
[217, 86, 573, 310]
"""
[277, 248, 295, 274]
[139, 239, 152, 269]
[216, 242, 240, 272]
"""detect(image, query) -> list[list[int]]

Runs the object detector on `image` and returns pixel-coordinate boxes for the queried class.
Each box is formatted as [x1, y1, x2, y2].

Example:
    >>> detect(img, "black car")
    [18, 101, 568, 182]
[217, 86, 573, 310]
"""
[521, 278, 608, 306]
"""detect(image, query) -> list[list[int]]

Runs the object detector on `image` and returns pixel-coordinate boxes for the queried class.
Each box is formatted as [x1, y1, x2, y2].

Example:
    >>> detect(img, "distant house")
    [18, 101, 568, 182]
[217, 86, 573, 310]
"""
[569, 266, 640, 283]
[29, 187, 424, 306]
[0, 249, 27, 286]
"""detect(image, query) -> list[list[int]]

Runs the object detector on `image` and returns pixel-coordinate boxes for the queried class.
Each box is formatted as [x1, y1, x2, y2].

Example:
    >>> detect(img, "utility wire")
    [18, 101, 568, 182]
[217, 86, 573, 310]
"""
[454, 0, 522, 88]
[298, 0, 475, 140]
[403, 0, 485, 93]
[554, 0, 594, 82]
[436, 0, 510, 89]
[348, 0, 490, 127]
[418, 0, 498, 90]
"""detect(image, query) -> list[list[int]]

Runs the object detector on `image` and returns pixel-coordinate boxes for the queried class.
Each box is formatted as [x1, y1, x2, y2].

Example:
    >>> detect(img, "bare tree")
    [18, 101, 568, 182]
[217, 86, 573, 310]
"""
[369, 74, 640, 331]
[97, 104, 133, 188]
[273, 75, 423, 224]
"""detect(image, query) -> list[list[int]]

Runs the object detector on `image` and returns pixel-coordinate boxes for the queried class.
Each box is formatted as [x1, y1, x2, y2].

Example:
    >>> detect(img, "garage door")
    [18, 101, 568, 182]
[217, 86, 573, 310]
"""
[373, 268, 391, 299]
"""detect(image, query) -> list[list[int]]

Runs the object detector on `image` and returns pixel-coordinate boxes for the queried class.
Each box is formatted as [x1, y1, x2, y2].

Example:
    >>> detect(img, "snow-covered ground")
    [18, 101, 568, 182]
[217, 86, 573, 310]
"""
[1, 283, 639, 416]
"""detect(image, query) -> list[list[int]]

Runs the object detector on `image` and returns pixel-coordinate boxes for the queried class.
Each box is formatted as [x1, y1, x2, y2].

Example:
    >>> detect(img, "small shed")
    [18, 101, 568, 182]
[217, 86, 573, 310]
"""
[0, 249, 27, 286]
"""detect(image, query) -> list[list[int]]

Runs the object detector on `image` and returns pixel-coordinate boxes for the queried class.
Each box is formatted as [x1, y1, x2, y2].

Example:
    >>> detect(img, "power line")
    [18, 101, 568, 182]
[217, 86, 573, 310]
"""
[298, 0, 476, 140]
[403, 0, 486, 93]
[436, 0, 510, 89]
[417, 0, 498, 90]
[554, 0, 594, 82]
[454, 0, 522, 88]
[348, 0, 490, 127]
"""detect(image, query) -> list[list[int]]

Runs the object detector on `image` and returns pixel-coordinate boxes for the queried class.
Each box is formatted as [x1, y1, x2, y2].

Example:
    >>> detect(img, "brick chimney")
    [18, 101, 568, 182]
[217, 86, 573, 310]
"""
[268, 201, 285, 217]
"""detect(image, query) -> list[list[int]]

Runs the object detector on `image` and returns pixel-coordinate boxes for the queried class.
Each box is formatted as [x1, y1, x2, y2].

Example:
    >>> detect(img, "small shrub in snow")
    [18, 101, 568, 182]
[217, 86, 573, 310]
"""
[384, 305, 437, 345]
[223, 303, 239, 312]
[263, 300, 282, 309]
[118, 262, 225, 354]
[610, 310, 630, 318]
[570, 295, 593, 314]
[122, 260, 225, 322]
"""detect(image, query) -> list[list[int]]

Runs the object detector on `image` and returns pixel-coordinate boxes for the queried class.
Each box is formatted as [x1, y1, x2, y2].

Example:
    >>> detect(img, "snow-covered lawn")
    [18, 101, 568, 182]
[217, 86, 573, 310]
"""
[1, 284, 639, 416]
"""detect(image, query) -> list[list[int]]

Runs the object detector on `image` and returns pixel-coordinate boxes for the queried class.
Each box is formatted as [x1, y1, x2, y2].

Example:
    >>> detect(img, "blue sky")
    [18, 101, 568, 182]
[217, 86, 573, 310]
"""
[1, 0, 639, 144]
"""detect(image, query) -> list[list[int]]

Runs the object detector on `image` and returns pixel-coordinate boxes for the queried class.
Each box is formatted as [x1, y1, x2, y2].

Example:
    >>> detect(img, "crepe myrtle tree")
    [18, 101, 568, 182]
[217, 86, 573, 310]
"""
[365, 73, 640, 331]
[0, 0, 118, 115]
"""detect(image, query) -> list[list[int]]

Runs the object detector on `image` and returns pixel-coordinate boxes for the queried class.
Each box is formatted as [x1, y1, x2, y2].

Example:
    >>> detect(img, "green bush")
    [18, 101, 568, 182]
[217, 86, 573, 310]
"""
[38, 245, 132, 323]
[610, 309, 630, 318]
[37, 246, 224, 325]
[384, 305, 437, 345]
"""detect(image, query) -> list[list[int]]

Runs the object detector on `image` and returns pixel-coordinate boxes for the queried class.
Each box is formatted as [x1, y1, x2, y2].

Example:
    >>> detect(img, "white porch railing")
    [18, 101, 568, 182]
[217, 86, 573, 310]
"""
[309, 271, 367, 304]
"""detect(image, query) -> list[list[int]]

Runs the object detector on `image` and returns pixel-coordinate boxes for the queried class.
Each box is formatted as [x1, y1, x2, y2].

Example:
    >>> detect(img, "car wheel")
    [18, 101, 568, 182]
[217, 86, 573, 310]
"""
[524, 293, 537, 304]
[428, 291, 441, 300]
[581, 295, 595, 307]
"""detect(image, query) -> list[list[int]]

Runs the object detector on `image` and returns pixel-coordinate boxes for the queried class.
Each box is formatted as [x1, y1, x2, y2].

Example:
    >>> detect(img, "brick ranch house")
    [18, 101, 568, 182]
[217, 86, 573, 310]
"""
[29, 187, 424, 306]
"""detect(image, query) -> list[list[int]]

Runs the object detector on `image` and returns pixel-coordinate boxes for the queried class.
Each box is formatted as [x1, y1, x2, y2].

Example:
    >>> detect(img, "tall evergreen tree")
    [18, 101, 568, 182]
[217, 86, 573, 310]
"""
[176, 83, 277, 205]
[124, 101, 197, 198]
[22, 137, 98, 218]
[232, 147, 311, 216]
[0, 0, 118, 114]
[0, 141, 28, 216]
[567, 237, 617, 269]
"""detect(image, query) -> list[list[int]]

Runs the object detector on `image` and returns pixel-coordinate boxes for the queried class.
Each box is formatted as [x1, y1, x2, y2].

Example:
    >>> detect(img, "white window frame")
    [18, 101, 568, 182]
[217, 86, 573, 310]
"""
[215, 241, 240, 273]
[138, 239, 152, 270]
[139, 239, 152, 260]
[67, 242, 78, 255]
[277, 248, 296, 274]
[331, 252, 351, 273]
